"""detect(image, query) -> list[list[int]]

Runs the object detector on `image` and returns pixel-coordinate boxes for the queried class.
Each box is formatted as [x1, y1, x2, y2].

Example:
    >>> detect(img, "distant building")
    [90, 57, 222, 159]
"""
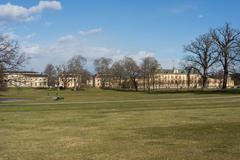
[87, 74, 111, 88]
[148, 68, 234, 89]
[4, 71, 48, 88]
[58, 76, 78, 88]
[90, 68, 235, 89]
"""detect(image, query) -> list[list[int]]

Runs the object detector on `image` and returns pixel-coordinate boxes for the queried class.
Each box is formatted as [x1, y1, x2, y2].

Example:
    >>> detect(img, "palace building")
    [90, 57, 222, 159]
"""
[90, 68, 234, 89]
[4, 71, 48, 88]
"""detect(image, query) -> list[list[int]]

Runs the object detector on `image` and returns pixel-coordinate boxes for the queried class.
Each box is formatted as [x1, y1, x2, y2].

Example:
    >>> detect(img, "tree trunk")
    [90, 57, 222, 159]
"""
[118, 76, 122, 88]
[132, 77, 138, 91]
[73, 77, 77, 91]
[101, 79, 105, 88]
[77, 75, 81, 90]
[152, 73, 155, 91]
[222, 67, 228, 89]
[147, 74, 150, 92]
[143, 73, 146, 91]
[202, 69, 208, 89]
[202, 76, 208, 89]
[222, 58, 228, 89]
[64, 81, 68, 89]
[187, 71, 191, 88]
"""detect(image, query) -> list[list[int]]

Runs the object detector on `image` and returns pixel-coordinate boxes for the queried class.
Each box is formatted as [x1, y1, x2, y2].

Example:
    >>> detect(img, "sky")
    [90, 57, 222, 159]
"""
[0, 0, 240, 73]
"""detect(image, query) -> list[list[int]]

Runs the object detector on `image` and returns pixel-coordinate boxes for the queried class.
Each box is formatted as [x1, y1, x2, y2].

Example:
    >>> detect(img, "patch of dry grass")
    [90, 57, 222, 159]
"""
[0, 88, 240, 160]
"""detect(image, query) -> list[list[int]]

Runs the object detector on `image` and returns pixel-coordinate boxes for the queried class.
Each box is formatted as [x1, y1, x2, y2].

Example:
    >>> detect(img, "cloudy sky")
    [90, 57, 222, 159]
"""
[0, 0, 240, 73]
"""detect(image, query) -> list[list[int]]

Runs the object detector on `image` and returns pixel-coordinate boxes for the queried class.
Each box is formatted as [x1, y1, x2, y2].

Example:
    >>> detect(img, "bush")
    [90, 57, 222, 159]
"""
[52, 96, 64, 101]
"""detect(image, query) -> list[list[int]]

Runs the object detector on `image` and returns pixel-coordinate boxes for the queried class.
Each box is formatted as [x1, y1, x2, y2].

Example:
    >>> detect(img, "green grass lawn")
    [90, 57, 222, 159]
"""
[0, 88, 240, 160]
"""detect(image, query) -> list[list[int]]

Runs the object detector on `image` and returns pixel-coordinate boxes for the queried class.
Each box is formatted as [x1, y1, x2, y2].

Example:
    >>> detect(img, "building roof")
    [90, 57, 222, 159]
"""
[160, 69, 185, 74]
[4, 71, 48, 77]
[25, 74, 48, 77]
[4, 71, 38, 74]
[160, 68, 199, 74]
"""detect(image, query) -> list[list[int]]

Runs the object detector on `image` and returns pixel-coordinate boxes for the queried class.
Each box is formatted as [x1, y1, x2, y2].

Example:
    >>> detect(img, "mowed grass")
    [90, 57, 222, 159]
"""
[0, 88, 240, 160]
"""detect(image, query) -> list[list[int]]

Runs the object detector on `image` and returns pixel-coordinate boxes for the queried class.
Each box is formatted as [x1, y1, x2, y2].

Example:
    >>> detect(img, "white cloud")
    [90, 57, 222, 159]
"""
[29, 1, 62, 13]
[79, 28, 102, 36]
[22, 44, 41, 55]
[21, 31, 181, 72]
[170, 4, 197, 14]
[2, 31, 36, 41]
[21, 32, 154, 71]
[158, 58, 181, 69]
[1, 29, 181, 72]
[2, 32, 18, 40]
[128, 51, 155, 64]
[44, 21, 52, 26]
[0, 1, 62, 22]
[24, 33, 36, 39]
[59, 34, 75, 41]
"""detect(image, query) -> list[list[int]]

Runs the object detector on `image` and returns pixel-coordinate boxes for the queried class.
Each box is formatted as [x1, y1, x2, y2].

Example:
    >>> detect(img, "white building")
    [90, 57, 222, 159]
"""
[4, 71, 48, 88]
[90, 68, 235, 89]
[58, 77, 78, 88]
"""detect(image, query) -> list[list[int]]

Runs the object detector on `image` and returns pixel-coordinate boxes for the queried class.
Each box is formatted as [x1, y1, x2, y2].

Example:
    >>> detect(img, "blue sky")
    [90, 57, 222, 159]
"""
[0, 0, 240, 72]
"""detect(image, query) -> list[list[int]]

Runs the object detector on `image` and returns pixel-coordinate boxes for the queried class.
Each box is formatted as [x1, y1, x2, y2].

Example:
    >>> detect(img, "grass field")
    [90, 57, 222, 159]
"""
[0, 88, 240, 160]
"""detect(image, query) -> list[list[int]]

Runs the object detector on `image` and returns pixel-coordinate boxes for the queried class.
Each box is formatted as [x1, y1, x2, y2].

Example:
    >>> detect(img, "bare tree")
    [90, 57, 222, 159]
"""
[184, 33, 218, 88]
[0, 64, 6, 90]
[230, 73, 240, 87]
[44, 64, 57, 87]
[81, 69, 92, 86]
[141, 56, 159, 92]
[211, 23, 240, 89]
[94, 57, 112, 88]
[179, 61, 194, 89]
[123, 57, 140, 91]
[0, 36, 26, 70]
[68, 55, 87, 90]
[0, 35, 26, 90]
[111, 60, 125, 88]
[55, 64, 71, 89]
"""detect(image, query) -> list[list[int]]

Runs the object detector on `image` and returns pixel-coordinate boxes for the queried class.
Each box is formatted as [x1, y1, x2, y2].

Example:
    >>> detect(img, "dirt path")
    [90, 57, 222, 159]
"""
[0, 95, 239, 106]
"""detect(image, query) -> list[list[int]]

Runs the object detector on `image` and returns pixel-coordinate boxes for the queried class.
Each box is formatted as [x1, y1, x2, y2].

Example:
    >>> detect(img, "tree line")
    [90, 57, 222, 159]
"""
[44, 55, 160, 92]
[183, 23, 240, 89]
[0, 35, 26, 90]
[92, 23, 240, 91]
[93, 56, 159, 91]
[44, 55, 90, 90]
[1, 23, 240, 91]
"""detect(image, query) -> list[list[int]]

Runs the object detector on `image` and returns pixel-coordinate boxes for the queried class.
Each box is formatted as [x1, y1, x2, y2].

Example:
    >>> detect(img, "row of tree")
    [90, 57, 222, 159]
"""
[1, 23, 240, 91]
[0, 35, 26, 90]
[183, 23, 240, 89]
[44, 55, 90, 90]
[95, 23, 240, 90]
[44, 55, 160, 92]
[93, 56, 159, 91]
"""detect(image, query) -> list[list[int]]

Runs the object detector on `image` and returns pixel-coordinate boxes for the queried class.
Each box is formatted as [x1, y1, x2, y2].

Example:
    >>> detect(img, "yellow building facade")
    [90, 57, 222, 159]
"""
[4, 71, 48, 88]
[92, 69, 235, 89]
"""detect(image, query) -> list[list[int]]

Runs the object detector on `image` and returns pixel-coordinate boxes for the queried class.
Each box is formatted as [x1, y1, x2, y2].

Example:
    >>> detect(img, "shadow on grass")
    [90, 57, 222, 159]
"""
[150, 89, 240, 95]
[134, 122, 240, 151]
[101, 88, 139, 93]
[101, 88, 240, 95]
